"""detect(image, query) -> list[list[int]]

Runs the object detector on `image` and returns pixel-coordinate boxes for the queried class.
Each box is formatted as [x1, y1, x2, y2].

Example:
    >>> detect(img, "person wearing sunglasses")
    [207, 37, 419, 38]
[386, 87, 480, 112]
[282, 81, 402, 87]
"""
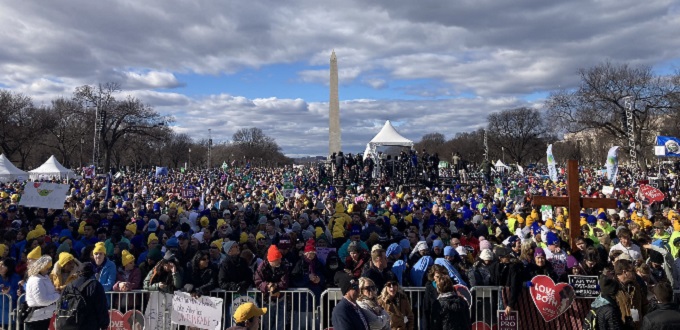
[357, 277, 390, 330]
[378, 279, 414, 330]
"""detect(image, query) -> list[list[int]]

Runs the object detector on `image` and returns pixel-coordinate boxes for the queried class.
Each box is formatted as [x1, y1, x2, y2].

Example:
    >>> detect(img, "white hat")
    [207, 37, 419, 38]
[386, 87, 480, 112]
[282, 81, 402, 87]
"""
[480, 249, 494, 261]
[455, 246, 468, 256]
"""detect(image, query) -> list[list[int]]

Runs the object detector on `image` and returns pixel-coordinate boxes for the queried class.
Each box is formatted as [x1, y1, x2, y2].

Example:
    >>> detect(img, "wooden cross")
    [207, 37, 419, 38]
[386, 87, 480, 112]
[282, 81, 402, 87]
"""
[532, 159, 617, 249]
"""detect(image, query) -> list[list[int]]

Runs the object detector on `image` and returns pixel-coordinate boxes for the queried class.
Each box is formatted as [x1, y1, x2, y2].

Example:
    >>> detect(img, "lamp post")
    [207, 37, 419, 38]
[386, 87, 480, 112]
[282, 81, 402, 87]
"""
[80, 136, 84, 168]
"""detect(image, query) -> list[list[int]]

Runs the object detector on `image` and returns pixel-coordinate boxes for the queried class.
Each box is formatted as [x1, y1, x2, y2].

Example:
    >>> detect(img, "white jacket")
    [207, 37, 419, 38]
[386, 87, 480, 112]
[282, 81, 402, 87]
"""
[26, 274, 60, 307]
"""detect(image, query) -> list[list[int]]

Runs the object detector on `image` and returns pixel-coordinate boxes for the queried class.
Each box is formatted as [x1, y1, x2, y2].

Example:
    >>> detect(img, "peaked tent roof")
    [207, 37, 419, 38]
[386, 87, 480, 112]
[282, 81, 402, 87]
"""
[28, 155, 76, 180]
[0, 154, 27, 182]
[369, 120, 414, 146]
[0, 154, 26, 175]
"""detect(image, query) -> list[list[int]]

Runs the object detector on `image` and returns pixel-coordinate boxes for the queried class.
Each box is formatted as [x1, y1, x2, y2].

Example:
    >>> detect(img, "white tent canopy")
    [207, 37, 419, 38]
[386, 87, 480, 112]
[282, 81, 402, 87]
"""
[0, 154, 28, 183]
[363, 120, 414, 160]
[29, 155, 76, 180]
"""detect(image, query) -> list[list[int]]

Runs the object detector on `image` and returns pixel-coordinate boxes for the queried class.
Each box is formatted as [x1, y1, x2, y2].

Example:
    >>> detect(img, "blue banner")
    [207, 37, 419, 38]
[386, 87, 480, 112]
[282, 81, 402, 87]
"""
[657, 136, 680, 157]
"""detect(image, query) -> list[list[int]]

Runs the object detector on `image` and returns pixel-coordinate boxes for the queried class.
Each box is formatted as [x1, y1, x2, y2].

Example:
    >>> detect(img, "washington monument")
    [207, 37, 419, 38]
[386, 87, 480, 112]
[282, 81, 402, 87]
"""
[329, 50, 341, 154]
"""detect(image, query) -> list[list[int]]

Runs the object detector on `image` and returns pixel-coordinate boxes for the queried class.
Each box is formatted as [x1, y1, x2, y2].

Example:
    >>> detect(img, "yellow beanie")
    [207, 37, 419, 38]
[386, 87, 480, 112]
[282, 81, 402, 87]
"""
[125, 223, 137, 234]
[240, 232, 248, 243]
[78, 222, 86, 235]
[216, 219, 226, 228]
[0, 244, 7, 257]
[93, 242, 106, 255]
[147, 233, 159, 245]
[26, 230, 39, 241]
[121, 250, 135, 267]
[57, 252, 75, 267]
[34, 225, 46, 237]
[200, 216, 209, 228]
[211, 239, 223, 249]
[256, 232, 265, 241]
[545, 219, 554, 229]
[27, 246, 41, 260]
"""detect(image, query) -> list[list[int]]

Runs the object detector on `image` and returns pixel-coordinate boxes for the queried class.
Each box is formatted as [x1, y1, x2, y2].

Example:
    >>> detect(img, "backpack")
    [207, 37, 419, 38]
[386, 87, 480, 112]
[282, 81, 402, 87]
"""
[582, 308, 597, 330]
[55, 279, 94, 329]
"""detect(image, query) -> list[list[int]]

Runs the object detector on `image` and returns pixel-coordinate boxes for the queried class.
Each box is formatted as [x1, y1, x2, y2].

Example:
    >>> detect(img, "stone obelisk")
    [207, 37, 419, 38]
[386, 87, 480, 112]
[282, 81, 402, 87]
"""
[329, 50, 341, 154]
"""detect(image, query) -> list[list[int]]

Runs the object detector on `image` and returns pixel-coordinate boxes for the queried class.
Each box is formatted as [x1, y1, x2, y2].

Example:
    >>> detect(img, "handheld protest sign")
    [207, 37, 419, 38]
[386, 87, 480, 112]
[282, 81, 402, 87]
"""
[530, 275, 575, 322]
[568, 275, 600, 298]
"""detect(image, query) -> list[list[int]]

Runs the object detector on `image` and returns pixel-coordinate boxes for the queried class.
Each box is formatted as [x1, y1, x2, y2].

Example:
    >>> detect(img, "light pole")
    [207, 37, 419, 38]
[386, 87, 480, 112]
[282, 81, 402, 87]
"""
[80, 136, 84, 168]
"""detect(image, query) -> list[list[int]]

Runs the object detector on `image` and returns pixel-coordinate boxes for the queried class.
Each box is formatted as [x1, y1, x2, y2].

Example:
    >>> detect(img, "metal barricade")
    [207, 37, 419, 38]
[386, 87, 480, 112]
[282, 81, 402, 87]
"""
[209, 289, 317, 330]
[319, 287, 426, 330]
[470, 286, 503, 328]
[0, 293, 13, 330]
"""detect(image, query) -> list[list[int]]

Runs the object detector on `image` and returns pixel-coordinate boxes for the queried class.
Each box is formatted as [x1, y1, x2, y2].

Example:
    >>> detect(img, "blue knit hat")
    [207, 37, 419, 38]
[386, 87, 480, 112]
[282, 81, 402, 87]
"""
[587, 215, 597, 225]
[546, 231, 559, 246]
[386, 243, 402, 257]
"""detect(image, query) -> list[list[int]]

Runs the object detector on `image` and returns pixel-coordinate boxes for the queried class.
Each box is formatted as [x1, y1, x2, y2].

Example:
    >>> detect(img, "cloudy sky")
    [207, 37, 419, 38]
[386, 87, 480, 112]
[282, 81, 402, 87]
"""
[2, 0, 679, 156]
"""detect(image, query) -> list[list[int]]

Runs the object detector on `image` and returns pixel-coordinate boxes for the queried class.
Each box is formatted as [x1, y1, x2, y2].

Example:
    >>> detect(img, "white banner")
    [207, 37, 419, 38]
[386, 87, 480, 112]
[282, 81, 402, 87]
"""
[144, 291, 172, 330]
[171, 291, 223, 330]
[546, 144, 558, 183]
[19, 182, 69, 209]
[605, 146, 620, 185]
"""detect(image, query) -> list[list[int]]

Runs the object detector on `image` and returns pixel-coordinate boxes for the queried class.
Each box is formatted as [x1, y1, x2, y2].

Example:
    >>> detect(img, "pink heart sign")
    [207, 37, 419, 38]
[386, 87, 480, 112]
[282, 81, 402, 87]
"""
[529, 275, 575, 322]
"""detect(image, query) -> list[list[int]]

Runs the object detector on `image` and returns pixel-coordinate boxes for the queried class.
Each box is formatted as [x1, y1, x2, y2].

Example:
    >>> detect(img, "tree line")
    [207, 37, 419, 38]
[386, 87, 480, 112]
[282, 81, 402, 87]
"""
[414, 62, 680, 170]
[0, 83, 291, 171]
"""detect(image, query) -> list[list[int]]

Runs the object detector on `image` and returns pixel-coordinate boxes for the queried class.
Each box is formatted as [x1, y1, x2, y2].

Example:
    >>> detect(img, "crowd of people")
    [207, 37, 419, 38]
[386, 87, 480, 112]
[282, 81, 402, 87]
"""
[1, 157, 680, 329]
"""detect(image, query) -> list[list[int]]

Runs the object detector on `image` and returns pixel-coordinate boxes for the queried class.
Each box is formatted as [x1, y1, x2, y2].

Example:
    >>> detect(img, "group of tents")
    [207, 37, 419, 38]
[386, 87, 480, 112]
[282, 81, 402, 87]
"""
[0, 154, 77, 183]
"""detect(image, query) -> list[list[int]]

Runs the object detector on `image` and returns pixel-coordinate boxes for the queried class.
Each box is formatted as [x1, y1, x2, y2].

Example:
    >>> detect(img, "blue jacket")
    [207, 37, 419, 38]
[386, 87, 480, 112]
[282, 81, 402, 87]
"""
[331, 298, 369, 330]
[97, 259, 117, 291]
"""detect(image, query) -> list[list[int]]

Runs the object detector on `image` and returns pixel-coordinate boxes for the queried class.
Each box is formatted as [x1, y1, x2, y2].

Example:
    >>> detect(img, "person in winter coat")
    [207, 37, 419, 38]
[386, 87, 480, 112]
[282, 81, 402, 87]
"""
[50, 252, 81, 292]
[62, 262, 110, 330]
[345, 241, 371, 278]
[430, 275, 471, 330]
[614, 259, 648, 329]
[467, 249, 493, 286]
[641, 281, 680, 330]
[112, 250, 142, 310]
[143, 251, 183, 293]
[488, 247, 522, 315]
[184, 251, 218, 296]
[423, 264, 449, 330]
[588, 276, 624, 330]
[378, 279, 414, 330]
[254, 245, 289, 330]
[357, 277, 390, 330]
[25, 256, 60, 330]
[362, 245, 397, 292]
[92, 242, 117, 291]
[291, 239, 325, 329]
[218, 241, 253, 292]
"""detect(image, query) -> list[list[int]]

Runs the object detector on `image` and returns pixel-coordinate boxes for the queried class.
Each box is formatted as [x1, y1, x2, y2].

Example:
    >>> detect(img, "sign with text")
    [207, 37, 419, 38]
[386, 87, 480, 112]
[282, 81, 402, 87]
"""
[497, 310, 519, 330]
[530, 275, 575, 322]
[568, 275, 600, 298]
[170, 291, 223, 330]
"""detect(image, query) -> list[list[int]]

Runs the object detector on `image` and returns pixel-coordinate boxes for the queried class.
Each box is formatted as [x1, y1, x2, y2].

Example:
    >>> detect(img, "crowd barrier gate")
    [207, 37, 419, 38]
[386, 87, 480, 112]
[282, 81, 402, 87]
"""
[7, 286, 507, 330]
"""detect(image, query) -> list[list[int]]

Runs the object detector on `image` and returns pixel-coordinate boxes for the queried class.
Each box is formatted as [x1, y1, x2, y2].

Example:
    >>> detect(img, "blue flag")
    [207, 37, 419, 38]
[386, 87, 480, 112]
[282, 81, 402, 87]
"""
[155, 166, 168, 177]
[105, 173, 112, 201]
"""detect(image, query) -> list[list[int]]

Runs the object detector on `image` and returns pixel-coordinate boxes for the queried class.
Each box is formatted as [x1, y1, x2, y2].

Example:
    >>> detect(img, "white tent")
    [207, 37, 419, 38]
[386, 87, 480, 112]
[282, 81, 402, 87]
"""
[363, 120, 414, 160]
[29, 155, 77, 180]
[495, 159, 510, 173]
[0, 154, 28, 183]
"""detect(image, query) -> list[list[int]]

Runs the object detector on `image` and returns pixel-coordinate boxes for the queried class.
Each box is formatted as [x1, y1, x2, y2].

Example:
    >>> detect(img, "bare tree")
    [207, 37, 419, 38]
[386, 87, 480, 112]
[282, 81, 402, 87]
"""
[546, 62, 680, 170]
[487, 107, 546, 164]
[74, 83, 173, 171]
